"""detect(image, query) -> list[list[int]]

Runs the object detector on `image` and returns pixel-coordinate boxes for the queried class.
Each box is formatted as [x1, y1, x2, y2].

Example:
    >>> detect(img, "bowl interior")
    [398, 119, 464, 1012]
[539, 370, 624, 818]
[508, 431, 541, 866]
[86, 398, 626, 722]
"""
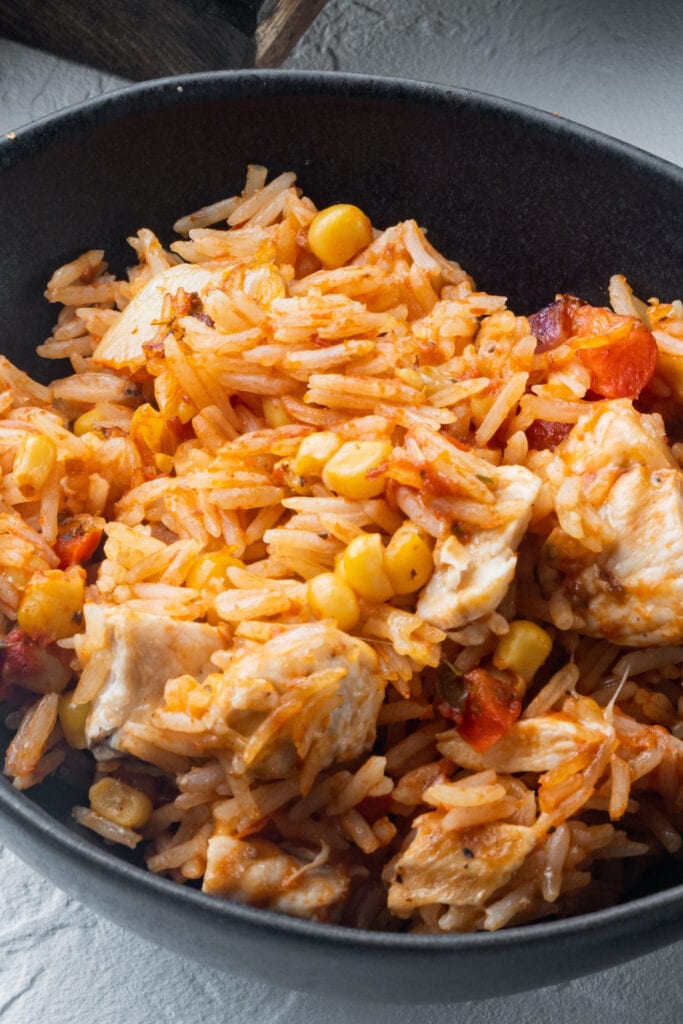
[3, 72, 683, 383]
[1, 72, 683, 998]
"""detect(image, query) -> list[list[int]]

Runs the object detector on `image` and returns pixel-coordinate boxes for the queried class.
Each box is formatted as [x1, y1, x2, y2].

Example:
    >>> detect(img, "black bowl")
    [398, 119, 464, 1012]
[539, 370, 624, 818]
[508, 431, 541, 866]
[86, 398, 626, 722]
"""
[1, 70, 682, 1004]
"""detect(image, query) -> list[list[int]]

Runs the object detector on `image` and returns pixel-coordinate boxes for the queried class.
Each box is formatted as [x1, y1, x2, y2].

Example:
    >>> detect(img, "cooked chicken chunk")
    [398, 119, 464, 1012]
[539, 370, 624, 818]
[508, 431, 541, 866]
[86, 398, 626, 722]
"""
[541, 400, 683, 645]
[558, 399, 673, 475]
[75, 604, 221, 751]
[437, 698, 613, 774]
[92, 263, 217, 374]
[203, 835, 350, 922]
[417, 465, 540, 631]
[208, 622, 385, 787]
[388, 815, 537, 920]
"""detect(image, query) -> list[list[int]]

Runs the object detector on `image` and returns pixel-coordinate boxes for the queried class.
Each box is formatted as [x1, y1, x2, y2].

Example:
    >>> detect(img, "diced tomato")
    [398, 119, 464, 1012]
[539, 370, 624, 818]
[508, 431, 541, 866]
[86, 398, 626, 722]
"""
[54, 514, 104, 568]
[442, 668, 522, 753]
[525, 419, 573, 450]
[530, 295, 657, 399]
[0, 626, 72, 693]
[356, 793, 393, 823]
[2, 627, 44, 681]
[573, 318, 657, 399]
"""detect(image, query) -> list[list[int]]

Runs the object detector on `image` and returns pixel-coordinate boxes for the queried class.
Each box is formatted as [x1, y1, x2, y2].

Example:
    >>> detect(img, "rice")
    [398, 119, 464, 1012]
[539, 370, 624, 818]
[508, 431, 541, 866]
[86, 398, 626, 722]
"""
[2, 166, 683, 934]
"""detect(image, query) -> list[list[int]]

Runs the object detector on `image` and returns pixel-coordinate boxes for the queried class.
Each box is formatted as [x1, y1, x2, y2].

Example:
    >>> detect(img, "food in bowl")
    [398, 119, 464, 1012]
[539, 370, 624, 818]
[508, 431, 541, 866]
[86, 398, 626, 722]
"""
[1, 166, 682, 934]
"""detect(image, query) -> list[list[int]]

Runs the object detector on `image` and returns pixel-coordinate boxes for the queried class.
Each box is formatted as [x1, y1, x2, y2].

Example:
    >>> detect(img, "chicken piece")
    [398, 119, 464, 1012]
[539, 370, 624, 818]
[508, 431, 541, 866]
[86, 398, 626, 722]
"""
[75, 604, 222, 752]
[208, 622, 384, 787]
[203, 835, 350, 922]
[558, 398, 674, 476]
[387, 815, 537, 920]
[438, 698, 613, 774]
[417, 466, 540, 631]
[92, 263, 217, 374]
[541, 400, 683, 645]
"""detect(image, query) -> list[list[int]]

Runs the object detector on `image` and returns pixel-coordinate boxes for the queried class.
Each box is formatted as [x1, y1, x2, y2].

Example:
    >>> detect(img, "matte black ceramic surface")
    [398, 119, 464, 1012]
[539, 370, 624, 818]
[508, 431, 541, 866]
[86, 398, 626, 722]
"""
[1, 71, 682, 1004]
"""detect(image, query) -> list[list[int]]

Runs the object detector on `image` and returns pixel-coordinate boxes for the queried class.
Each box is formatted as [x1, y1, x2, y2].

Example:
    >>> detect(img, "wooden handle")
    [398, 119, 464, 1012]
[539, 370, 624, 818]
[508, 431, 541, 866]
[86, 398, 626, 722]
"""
[256, 0, 328, 69]
[0, 0, 329, 78]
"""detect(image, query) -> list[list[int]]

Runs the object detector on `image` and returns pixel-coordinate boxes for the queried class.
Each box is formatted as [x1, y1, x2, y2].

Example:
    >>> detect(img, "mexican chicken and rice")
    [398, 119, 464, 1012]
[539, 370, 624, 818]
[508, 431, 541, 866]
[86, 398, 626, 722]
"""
[1, 167, 682, 933]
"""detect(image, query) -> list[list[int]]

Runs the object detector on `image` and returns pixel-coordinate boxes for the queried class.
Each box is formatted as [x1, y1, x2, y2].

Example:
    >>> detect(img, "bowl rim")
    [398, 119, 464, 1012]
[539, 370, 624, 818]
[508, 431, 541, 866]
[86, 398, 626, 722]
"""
[2, 66, 682, 182]
[1, 67, 682, 953]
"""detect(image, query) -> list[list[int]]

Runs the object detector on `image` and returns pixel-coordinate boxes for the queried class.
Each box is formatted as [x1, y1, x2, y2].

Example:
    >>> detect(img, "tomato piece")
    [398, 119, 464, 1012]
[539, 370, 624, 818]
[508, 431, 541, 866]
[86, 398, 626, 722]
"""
[1, 626, 72, 692]
[574, 318, 657, 399]
[525, 419, 573, 450]
[54, 514, 104, 568]
[530, 294, 657, 400]
[356, 793, 393, 823]
[531, 295, 657, 399]
[455, 668, 522, 753]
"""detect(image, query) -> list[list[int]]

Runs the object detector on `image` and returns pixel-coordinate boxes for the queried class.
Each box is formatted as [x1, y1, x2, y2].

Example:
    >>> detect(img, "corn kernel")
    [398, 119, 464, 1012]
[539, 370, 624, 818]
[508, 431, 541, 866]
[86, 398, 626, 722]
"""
[13, 433, 57, 498]
[154, 453, 174, 473]
[73, 405, 107, 437]
[343, 533, 394, 603]
[493, 620, 553, 682]
[89, 777, 152, 829]
[262, 397, 292, 428]
[293, 431, 341, 479]
[186, 549, 241, 592]
[58, 692, 90, 750]
[308, 204, 373, 269]
[322, 440, 392, 500]
[17, 566, 85, 642]
[383, 523, 434, 594]
[307, 572, 360, 631]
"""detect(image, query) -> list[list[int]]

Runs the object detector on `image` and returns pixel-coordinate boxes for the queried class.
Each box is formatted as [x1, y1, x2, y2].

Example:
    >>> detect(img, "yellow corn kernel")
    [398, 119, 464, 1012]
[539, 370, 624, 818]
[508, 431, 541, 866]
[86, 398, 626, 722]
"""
[186, 549, 240, 591]
[72, 405, 108, 437]
[58, 692, 90, 750]
[493, 620, 553, 682]
[262, 397, 292, 428]
[383, 523, 434, 594]
[343, 533, 394, 603]
[308, 204, 373, 269]
[307, 571, 360, 631]
[89, 777, 152, 830]
[13, 433, 57, 498]
[17, 566, 85, 642]
[293, 431, 341, 478]
[322, 440, 392, 500]
[154, 453, 174, 473]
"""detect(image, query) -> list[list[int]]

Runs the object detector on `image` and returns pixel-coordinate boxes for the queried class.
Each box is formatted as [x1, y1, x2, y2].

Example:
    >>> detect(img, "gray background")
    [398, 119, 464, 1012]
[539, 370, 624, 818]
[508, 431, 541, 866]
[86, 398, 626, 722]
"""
[1, 1, 682, 1019]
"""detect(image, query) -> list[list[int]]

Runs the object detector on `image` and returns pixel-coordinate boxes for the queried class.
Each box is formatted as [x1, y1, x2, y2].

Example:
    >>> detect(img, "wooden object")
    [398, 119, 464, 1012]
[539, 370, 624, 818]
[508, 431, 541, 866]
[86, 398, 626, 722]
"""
[0, 0, 328, 79]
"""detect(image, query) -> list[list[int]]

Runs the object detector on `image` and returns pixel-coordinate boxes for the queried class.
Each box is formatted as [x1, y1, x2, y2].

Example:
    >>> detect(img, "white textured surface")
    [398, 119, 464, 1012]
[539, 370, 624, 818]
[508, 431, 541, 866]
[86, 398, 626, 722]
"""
[1, 3, 683, 1020]
[285, 0, 683, 168]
